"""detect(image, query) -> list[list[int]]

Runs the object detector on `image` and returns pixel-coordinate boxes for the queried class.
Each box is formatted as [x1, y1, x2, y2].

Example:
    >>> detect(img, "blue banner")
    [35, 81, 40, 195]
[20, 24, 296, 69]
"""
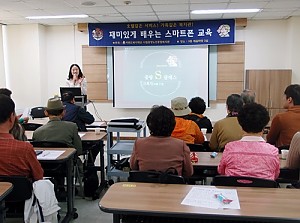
[88, 19, 235, 47]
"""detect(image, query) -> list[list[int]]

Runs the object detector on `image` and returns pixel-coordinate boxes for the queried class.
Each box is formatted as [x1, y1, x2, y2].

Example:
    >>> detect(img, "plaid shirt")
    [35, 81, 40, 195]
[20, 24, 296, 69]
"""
[0, 133, 43, 181]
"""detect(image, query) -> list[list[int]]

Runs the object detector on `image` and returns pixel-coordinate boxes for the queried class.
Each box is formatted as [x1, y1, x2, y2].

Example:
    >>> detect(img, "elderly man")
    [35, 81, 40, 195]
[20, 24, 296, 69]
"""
[33, 97, 82, 154]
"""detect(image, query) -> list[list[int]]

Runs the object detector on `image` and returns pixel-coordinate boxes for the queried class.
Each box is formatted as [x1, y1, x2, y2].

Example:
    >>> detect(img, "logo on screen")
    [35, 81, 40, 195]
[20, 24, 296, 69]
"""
[139, 51, 181, 97]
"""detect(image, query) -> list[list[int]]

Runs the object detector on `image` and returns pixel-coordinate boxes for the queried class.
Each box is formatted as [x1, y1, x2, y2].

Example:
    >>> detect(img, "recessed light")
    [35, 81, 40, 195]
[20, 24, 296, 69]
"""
[191, 9, 261, 14]
[81, 1, 96, 6]
[26, 15, 89, 20]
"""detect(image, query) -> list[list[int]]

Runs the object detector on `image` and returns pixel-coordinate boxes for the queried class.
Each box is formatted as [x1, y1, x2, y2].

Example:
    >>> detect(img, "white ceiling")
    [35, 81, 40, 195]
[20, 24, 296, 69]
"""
[0, 0, 300, 26]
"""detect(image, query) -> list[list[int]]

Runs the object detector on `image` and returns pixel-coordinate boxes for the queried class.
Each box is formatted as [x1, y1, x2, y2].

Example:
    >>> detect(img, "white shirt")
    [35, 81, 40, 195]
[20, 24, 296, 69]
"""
[66, 78, 87, 95]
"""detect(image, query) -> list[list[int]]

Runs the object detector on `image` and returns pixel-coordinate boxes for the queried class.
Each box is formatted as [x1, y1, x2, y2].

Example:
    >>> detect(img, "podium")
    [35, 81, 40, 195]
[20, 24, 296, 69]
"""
[74, 95, 87, 108]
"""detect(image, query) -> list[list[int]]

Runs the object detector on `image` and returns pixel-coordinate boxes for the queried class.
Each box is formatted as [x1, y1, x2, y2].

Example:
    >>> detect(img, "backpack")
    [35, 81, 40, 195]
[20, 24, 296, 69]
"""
[183, 114, 213, 133]
[83, 164, 99, 199]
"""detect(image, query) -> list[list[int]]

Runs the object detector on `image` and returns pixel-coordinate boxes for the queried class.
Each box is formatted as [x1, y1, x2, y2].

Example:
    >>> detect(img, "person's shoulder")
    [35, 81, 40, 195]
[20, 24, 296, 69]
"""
[225, 140, 240, 148]
[169, 136, 185, 143]
[61, 120, 78, 128]
[293, 131, 300, 139]
[264, 141, 278, 148]
[214, 117, 229, 126]
[33, 125, 45, 133]
[13, 140, 34, 151]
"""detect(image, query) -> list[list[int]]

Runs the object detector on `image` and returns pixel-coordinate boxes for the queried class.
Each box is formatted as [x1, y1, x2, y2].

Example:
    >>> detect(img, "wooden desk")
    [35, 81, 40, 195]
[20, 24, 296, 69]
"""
[80, 131, 107, 192]
[35, 148, 76, 223]
[25, 130, 106, 142]
[0, 182, 13, 223]
[29, 119, 107, 129]
[99, 182, 300, 223]
[27, 130, 108, 194]
[28, 118, 48, 125]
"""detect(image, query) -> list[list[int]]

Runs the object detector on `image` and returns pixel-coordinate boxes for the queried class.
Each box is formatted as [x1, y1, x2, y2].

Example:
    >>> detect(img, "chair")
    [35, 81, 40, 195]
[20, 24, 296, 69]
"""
[22, 123, 43, 131]
[30, 107, 46, 119]
[276, 168, 299, 184]
[30, 141, 84, 198]
[0, 176, 32, 217]
[187, 143, 207, 152]
[30, 141, 68, 148]
[128, 170, 185, 184]
[213, 175, 279, 188]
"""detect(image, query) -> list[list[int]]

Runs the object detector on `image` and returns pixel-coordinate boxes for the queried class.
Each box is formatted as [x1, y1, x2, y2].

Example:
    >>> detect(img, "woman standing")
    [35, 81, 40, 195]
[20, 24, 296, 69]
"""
[66, 64, 87, 95]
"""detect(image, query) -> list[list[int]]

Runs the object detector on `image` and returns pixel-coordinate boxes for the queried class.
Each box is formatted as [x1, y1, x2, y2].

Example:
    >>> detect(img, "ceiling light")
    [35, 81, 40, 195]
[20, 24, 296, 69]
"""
[26, 14, 89, 20]
[191, 9, 261, 14]
[81, 1, 96, 6]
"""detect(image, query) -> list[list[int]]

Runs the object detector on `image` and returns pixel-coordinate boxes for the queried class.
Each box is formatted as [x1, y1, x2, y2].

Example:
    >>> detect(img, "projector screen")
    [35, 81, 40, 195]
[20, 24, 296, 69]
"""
[113, 46, 209, 108]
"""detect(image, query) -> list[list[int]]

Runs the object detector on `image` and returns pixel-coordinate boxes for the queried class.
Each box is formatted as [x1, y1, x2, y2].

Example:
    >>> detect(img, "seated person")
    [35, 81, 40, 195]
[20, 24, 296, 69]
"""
[0, 95, 59, 220]
[286, 132, 300, 169]
[218, 103, 280, 180]
[32, 97, 82, 198]
[0, 95, 43, 180]
[241, 89, 256, 104]
[210, 94, 243, 152]
[183, 97, 213, 133]
[130, 105, 193, 177]
[170, 97, 204, 144]
[0, 88, 27, 141]
[61, 91, 94, 132]
[32, 97, 82, 154]
[62, 91, 99, 163]
[267, 84, 300, 147]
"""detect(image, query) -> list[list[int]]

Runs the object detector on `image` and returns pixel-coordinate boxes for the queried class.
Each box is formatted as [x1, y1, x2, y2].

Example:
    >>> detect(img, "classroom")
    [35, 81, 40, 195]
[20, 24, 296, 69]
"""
[0, 1, 300, 223]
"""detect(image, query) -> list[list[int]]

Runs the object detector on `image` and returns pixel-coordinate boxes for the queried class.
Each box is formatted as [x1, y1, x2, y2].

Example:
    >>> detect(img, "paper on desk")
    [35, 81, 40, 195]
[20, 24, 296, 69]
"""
[37, 150, 65, 160]
[79, 133, 86, 138]
[181, 187, 240, 209]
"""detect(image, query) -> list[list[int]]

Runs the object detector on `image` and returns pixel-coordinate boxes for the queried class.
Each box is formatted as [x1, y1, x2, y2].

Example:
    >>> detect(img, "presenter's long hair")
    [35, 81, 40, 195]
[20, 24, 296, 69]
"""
[68, 64, 84, 80]
[147, 106, 176, 137]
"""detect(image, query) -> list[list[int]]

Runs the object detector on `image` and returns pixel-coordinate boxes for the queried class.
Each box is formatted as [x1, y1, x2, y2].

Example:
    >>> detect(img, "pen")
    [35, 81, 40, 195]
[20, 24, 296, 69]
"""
[41, 151, 50, 157]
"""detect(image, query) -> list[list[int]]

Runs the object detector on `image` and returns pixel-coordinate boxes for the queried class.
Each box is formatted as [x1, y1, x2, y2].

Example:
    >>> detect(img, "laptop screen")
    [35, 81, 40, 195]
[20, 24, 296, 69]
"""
[60, 87, 87, 103]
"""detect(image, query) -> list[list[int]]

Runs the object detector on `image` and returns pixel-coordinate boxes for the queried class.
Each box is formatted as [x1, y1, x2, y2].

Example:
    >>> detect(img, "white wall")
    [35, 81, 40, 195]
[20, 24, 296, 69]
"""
[244, 20, 289, 69]
[3, 18, 300, 122]
[5, 24, 43, 107]
[0, 25, 6, 86]
[287, 17, 300, 83]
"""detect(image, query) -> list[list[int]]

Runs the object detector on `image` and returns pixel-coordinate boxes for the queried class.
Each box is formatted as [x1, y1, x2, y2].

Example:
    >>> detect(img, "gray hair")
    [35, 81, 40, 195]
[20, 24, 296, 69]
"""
[241, 89, 256, 104]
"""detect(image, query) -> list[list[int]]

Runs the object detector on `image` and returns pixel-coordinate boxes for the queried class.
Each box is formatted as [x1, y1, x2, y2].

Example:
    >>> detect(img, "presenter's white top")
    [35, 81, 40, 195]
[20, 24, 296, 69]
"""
[66, 78, 87, 95]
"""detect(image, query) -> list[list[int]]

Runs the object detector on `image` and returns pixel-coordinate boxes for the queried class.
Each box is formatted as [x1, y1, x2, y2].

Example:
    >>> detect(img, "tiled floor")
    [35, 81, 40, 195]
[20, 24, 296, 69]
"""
[6, 192, 113, 223]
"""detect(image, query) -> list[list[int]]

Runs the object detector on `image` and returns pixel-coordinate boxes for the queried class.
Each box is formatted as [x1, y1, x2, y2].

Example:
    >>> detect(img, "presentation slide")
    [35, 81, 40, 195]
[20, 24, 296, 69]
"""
[114, 46, 209, 108]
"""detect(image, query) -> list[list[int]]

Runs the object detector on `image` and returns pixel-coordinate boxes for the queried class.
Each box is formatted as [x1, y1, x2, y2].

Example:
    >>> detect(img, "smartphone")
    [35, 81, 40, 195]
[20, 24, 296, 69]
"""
[210, 152, 218, 158]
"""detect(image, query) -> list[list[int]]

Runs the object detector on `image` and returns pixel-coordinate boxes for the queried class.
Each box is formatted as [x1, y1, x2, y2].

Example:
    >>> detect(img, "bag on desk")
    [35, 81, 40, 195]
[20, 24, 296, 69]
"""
[30, 107, 46, 119]
[83, 164, 99, 199]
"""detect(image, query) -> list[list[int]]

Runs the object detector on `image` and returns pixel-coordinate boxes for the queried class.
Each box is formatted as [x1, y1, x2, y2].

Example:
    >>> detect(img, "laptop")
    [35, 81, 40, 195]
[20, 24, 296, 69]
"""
[60, 87, 87, 103]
